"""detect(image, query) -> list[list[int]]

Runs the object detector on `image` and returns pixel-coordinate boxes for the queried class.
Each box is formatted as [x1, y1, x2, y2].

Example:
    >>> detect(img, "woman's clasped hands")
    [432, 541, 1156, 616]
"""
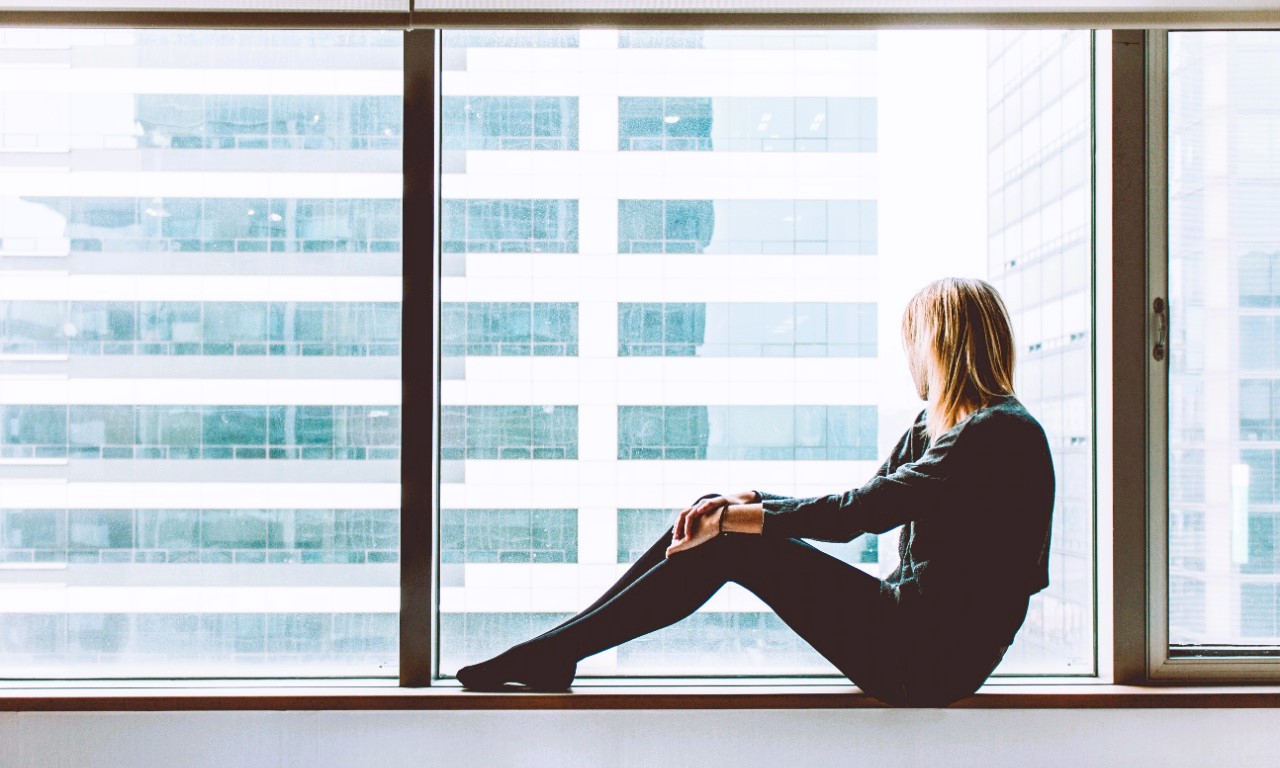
[665, 495, 727, 558]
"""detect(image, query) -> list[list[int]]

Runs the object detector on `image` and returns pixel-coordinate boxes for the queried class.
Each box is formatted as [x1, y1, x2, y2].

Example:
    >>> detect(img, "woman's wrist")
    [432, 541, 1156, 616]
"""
[720, 503, 764, 535]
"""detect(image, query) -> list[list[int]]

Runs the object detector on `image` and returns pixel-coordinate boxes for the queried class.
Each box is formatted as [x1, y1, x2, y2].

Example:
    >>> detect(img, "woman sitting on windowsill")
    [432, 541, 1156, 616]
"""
[457, 277, 1056, 707]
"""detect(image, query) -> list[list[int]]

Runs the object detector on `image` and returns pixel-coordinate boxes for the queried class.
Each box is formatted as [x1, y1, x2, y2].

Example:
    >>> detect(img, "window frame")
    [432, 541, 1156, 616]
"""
[1142, 28, 1280, 682]
[1, 10, 1277, 691]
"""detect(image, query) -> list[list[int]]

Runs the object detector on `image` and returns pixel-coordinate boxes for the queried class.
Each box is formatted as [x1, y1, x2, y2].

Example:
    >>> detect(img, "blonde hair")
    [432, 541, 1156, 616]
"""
[902, 277, 1017, 438]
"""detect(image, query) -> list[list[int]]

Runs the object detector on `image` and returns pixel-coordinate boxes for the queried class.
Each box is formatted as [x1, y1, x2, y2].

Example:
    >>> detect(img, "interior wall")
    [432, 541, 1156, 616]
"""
[1, 708, 1275, 768]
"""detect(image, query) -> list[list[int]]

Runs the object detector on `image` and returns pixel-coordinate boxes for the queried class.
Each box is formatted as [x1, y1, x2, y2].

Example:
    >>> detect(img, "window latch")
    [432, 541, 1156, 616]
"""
[1152, 296, 1168, 362]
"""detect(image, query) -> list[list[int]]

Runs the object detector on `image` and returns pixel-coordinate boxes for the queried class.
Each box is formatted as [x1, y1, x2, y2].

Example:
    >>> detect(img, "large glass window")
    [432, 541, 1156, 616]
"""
[617, 302, 876, 357]
[617, 199, 876, 254]
[0, 301, 400, 356]
[439, 29, 1094, 678]
[443, 96, 578, 150]
[1168, 31, 1280, 655]
[0, 29, 401, 678]
[618, 97, 876, 152]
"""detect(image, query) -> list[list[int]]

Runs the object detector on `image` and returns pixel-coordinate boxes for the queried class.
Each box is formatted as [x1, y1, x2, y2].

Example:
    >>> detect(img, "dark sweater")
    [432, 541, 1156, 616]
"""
[758, 395, 1055, 645]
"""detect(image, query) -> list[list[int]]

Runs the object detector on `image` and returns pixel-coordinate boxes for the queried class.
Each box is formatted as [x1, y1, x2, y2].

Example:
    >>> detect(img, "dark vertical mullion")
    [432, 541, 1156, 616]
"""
[400, 27, 438, 688]
[1111, 29, 1151, 684]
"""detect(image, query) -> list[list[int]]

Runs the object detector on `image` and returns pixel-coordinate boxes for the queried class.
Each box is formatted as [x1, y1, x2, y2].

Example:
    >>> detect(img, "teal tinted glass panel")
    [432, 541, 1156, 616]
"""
[1240, 253, 1280, 308]
[617, 302, 876, 357]
[616, 509, 673, 563]
[616, 405, 877, 461]
[0, 509, 396, 565]
[440, 405, 578, 460]
[21, 197, 400, 254]
[0, 301, 399, 356]
[135, 94, 401, 150]
[618, 97, 876, 152]
[0, 405, 399, 460]
[1243, 450, 1280, 505]
[0, 613, 396, 666]
[443, 96, 578, 150]
[441, 199, 579, 253]
[617, 199, 876, 254]
[439, 508, 577, 564]
[441, 302, 577, 356]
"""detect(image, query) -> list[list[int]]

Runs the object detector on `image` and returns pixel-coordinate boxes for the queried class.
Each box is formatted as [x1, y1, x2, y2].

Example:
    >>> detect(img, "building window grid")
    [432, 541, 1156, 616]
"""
[616, 301, 877, 358]
[439, 405, 579, 461]
[23, 197, 401, 255]
[0, 405, 400, 461]
[135, 94, 402, 151]
[440, 199, 579, 254]
[0, 613, 397, 665]
[0, 301, 401, 357]
[441, 302, 578, 357]
[616, 405, 878, 461]
[617, 96, 876, 153]
[0, 508, 398, 565]
[439, 508, 578, 564]
[443, 96, 579, 151]
[617, 199, 877, 255]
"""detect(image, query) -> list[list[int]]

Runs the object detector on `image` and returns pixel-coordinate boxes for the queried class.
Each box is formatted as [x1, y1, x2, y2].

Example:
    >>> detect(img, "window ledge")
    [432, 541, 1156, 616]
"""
[4, 681, 1280, 711]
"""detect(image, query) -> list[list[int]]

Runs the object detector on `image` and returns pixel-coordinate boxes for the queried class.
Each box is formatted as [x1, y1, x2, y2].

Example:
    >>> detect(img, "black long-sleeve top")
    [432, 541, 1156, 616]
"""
[758, 395, 1055, 645]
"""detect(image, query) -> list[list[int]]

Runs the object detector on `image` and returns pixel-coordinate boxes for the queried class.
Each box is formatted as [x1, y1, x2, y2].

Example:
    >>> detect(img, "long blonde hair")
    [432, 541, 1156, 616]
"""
[902, 277, 1017, 438]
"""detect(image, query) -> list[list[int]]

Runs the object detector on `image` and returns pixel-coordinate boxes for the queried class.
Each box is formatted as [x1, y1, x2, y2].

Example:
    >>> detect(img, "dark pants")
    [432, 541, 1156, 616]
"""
[517, 498, 1014, 706]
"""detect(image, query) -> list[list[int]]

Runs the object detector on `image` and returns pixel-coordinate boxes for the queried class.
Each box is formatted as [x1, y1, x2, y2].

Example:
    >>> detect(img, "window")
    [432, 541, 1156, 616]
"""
[0, 508, 398, 564]
[1166, 31, 1280, 663]
[441, 302, 578, 357]
[618, 97, 876, 152]
[617, 302, 876, 357]
[135, 95, 401, 150]
[0, 301, 400, 356]
[17, 197, 399, 255]
[439, 508, 577, 563]
[438, 28, 1094, 679]
[0, 29, 401, 678]
[439, 406, 578, 460]
[443, 96, 578, 150]
[617, 199, 876, 254]
[440, 199, 579, 254]
[616, 406, 878, 461]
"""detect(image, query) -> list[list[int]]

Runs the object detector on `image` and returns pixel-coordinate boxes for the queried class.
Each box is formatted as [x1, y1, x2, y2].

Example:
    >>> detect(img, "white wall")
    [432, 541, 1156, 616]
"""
[2, 709, 1276, 768]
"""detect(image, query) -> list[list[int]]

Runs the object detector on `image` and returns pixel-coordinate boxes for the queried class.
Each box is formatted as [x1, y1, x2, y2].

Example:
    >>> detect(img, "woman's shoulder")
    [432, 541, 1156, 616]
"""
[961, 395, 1049, 445]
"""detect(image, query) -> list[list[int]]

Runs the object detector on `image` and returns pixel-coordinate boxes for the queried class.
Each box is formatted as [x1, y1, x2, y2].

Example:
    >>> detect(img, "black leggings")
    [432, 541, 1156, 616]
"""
[514, 497, 1012, 706]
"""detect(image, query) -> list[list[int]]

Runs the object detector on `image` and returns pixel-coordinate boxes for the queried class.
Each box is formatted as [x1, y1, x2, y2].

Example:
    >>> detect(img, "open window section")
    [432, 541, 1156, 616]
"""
[0, 29, 402, 679]
[436, 29, 1095, 678]
[1167, 31, 1280, 661]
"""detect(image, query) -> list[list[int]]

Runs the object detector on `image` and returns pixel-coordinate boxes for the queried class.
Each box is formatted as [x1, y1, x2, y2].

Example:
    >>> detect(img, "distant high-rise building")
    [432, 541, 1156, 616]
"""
[1169, 31, 1280, 649]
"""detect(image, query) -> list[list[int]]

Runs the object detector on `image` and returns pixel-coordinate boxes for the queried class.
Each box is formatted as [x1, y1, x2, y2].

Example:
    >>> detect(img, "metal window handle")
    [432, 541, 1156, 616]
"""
[1153, 296, 1167, 362]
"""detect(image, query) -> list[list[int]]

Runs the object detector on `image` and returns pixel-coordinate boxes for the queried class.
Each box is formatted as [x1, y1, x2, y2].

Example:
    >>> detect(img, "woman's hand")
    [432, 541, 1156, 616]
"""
[666, 496, 728, 558]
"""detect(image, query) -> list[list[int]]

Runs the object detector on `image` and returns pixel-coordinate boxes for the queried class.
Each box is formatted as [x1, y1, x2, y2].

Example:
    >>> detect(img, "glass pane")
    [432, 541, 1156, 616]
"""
[0, 29, 402, 678]
[438, 29, 1095, 677]
[1169, 31, 1280, 654]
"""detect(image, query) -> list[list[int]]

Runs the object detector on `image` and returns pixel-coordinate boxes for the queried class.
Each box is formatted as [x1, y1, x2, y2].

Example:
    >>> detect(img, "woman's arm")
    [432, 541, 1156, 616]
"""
[665, 498, 764, 557]
[761, 416, 974, 542]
